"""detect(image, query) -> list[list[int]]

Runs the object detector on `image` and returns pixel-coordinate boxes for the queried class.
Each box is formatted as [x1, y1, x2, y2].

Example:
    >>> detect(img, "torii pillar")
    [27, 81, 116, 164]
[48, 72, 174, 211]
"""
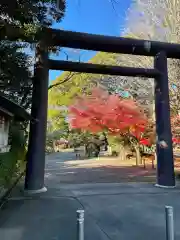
[24, 40, 49, 193]
[154, 51, 175, 187]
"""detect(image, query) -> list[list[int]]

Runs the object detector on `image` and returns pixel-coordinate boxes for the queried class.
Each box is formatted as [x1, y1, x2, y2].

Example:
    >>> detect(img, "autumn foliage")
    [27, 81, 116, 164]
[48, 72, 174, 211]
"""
[171, 115, 180, 144]
[139, 115, 180, 146]
[69, 87, 147, 138]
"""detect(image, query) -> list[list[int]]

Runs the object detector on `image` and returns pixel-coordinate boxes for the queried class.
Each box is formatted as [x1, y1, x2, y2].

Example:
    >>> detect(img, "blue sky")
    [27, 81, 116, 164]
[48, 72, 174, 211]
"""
[49, 0, 132, 82]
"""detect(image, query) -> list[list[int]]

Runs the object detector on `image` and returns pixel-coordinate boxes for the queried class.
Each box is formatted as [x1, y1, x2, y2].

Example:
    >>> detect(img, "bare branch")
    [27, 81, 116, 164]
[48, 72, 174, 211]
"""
[108, 0, 118, 11]
[62, 50, 69, 60]
[48, 72, 78, 90]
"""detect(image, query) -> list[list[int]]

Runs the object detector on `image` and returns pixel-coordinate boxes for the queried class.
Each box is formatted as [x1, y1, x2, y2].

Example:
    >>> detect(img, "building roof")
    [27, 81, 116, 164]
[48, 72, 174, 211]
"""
[0, 95, 32, 121]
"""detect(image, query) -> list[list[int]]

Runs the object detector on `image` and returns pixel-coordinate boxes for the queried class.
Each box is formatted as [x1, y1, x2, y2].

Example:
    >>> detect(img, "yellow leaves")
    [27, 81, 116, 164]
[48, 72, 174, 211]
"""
[48, 108, 60, 118]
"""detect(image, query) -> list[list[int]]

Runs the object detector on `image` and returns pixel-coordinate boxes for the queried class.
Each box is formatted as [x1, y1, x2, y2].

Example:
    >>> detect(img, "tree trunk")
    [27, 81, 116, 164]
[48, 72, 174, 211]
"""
[119, 144, 126, 161]
[134, 145, 142, 166]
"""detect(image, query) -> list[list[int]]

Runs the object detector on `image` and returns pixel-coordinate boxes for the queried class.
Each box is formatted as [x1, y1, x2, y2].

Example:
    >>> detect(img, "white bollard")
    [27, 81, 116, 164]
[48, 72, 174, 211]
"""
[165, 206, 174, 240]
[76, 210, 85, 240]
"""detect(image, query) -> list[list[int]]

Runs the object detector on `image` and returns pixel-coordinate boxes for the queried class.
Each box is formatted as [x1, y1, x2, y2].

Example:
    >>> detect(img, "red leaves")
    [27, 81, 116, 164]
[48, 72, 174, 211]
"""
[140, 138, 151, 146]
[172, 138, 180, 144]
[69, 87, 180, 146]
[69, 87, 147, 135]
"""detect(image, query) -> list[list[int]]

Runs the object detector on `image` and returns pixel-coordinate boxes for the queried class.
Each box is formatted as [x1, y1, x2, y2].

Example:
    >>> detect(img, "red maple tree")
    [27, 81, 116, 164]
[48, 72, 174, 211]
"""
[69, 87, 147, 137]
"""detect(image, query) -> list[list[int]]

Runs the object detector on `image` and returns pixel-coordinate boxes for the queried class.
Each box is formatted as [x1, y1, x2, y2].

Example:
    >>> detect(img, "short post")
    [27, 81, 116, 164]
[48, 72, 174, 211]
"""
[76, 210, 85, 240]
[165, 206, 174, 240]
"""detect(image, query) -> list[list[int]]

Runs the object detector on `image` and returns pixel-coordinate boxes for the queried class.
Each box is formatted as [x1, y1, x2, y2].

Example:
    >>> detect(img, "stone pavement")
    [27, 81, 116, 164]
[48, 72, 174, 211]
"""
[0, 152, 180, 240]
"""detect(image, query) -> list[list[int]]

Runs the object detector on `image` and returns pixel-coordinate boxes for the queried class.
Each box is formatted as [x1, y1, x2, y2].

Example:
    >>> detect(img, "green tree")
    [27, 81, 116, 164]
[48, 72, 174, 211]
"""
[0, 0, 66, 108]
[0, 41, 33, 109]
[0, 1, 66, 178]
[48, 52, 118, 108]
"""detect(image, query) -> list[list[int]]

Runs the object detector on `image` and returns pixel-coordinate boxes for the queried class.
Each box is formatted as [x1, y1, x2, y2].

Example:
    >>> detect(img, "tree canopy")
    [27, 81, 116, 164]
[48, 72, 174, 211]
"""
[0, 0, 66, 109]
[48, 52, 118, 132]
[69, 87, 147, 136]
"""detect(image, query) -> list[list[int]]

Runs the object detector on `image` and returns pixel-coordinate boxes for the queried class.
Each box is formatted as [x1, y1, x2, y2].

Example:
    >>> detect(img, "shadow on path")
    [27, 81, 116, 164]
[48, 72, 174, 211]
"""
[0, 151, 180, 240]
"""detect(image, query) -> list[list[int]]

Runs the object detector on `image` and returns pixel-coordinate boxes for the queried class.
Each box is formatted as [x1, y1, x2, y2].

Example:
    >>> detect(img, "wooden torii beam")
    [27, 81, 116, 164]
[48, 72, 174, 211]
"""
[48, 60, 161, 78]
[2, 25, 180, 58]
[46, 28, 180, 58]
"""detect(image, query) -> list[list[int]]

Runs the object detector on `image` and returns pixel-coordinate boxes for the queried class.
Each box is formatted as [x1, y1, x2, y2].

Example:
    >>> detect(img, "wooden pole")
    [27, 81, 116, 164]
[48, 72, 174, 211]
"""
[47, 28, 180, 59]
[154, 51, 175, 187]
[24, 40, 49, 193]
[48, 60, 160, 78]
[2, 25, 180, 59]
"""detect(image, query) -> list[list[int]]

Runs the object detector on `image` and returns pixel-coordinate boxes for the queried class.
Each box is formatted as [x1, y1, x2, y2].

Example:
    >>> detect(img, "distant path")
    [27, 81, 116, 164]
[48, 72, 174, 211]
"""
[45, 150, 180, 184]
[45, 151, 156, 185]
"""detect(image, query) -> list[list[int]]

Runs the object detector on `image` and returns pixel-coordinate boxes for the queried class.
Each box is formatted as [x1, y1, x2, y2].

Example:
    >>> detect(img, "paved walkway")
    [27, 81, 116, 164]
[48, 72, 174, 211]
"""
[0, 152, 180, 240]
[45, 151, 156, 184]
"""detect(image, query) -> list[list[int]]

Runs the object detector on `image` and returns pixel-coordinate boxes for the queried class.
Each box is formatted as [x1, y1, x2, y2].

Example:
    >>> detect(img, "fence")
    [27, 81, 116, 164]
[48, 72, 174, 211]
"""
[76, 206, 174, 240]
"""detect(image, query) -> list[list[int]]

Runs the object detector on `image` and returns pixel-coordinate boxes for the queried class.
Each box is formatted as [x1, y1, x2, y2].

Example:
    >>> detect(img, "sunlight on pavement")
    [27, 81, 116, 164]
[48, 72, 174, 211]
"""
[63, 157, 140, 169]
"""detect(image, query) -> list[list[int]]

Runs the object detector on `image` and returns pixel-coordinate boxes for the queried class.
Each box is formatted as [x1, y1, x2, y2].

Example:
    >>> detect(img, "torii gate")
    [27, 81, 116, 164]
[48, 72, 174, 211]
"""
[19, 26, 179, 193]
[2, 1, 177, 193]
[2, 21, 178, 192]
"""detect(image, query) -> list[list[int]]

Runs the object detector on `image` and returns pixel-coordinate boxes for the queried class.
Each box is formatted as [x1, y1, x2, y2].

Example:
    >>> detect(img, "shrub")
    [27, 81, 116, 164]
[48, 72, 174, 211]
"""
[0, 122, 26, 188]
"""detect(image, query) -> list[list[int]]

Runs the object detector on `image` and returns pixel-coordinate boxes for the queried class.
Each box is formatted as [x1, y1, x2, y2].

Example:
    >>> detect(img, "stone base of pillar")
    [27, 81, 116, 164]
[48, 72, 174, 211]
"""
[24, 186, 47, 195]
[155, 184, 176, 189]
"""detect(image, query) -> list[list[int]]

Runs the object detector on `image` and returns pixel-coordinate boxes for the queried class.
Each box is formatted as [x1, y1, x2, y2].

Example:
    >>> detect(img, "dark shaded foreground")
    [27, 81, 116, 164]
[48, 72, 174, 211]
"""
[0, 151, 180, 240]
